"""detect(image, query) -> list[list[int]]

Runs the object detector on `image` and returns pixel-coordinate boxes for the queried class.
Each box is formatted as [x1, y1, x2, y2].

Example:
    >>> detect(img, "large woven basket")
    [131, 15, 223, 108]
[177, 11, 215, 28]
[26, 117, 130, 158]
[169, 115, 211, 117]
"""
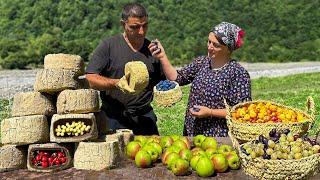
[238, 141, 320, 179]
[153, 81, 182, 107]
[225, 97, 315, 142]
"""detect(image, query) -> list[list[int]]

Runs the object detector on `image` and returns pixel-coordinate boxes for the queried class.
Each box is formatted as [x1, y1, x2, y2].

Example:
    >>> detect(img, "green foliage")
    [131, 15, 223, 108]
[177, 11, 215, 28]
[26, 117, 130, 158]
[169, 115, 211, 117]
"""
[154, 72, 320, 136]
[0, 0, 319, 69]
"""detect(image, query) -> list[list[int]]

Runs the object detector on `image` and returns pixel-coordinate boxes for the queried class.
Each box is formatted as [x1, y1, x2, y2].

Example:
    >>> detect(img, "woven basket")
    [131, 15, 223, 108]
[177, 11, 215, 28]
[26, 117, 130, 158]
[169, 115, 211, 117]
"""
[153, 81, 182, 107]
[238, 140, 320, 180]
[225, 96, 315, 142]
[27, 143, 73, 172]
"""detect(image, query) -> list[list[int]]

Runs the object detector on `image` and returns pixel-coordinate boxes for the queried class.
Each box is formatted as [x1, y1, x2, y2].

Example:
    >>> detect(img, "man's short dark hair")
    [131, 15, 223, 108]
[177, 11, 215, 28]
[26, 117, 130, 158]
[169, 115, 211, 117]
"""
[121, 3, 148, 21]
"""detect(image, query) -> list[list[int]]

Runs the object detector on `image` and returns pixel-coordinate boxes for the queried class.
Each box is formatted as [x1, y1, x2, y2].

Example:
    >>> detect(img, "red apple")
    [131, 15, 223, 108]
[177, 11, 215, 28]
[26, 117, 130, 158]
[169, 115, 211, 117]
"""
[164, 152, 180, 169]
[179, 136, 191, 149]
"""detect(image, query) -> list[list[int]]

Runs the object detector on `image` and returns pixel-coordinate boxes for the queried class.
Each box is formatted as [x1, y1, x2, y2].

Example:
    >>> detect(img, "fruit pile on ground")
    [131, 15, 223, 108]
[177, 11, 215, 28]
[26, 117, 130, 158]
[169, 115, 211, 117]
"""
[232, 102, 307, 123]
[31, 150, 67, 168]
[155, 80, 176, 91]
[55, 121, 91, 137]
[240, 128, 320, 160]
[125, 134, 240, 177]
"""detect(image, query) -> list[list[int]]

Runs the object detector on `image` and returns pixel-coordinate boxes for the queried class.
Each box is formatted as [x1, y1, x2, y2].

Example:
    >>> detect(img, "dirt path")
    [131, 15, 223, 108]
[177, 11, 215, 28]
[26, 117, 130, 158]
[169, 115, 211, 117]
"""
[1, 61, 320, 99]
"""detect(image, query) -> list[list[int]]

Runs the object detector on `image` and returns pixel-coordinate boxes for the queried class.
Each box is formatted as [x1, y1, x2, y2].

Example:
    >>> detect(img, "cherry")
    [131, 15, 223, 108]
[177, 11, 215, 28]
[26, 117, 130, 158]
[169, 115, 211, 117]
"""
[36, 155, 42, 161]
[57, 152, 65, 158]
[42, 156, 48, 163]
[55, 159, 60, 165]
[43, 152, 50, 158]
[41, 161, 48, 168]
[48, 157, 54, 166]
[60, 157, 67, 164]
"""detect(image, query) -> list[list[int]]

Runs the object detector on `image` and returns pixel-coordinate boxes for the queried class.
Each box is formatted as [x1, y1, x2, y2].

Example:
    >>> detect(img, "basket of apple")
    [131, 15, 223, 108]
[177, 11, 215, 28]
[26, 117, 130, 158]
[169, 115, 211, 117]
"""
[153, 80, 182, 107]
[225, 96, 315, 142]
[238, 128, 320, 180]
[125, 134, 241, 177]
[27, 143, 73, 172]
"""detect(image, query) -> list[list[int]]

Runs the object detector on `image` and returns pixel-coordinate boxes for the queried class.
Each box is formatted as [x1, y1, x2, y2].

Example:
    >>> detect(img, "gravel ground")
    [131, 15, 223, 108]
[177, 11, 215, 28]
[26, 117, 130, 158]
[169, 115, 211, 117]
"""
[1, 61, 320, 99]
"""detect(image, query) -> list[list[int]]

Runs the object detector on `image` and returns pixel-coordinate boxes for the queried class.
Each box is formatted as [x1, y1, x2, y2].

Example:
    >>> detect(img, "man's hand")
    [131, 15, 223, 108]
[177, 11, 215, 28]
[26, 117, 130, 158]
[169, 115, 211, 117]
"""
[189, 105, 212, 118]
[116, 74, 136, 94]
[148, 39, 166, 60]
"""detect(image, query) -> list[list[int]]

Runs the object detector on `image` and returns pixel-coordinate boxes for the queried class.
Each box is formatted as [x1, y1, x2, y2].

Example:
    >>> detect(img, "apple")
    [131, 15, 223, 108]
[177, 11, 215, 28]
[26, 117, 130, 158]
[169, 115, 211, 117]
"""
[165, 152, 180, 169]
[167, 145, 182, 154]
[218, 144, 233, 156]
[142, 145, 159, 163]
[172, 140, 188, 150]
[179, 149, 193, 162]
[161, 149, 171, 164]
[179, 136, 191, 149]
[170, 134, 180, 142]
[210, 154, 228, 173]
[146, 136, 160, 144]
[205, 147, 218, 158]
[193, 134, 206, 147]
[126, 141, 141, 160]
[160, 136, 174, 149]
[195, 156, 214, 177]
[190, 155, 202, 171]
[192, 148, 206, 157]
[171, 158, 189, 176]
[201, 137, 218, 150]
[135, 150, 152, 168]
[226, 152, 240, 170]
[146, 142, 162, 155]
[134, 136, 147, 146]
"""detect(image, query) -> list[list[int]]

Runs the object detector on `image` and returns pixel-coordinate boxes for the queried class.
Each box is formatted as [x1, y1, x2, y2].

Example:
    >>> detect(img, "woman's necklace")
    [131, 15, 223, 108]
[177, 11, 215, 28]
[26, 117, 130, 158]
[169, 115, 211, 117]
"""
[211, 60, 230, 72]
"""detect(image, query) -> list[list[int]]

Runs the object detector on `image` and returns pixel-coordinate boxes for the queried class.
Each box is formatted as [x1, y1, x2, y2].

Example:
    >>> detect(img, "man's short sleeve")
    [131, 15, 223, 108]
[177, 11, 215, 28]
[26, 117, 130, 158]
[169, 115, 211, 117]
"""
[86, 40, 110, 74]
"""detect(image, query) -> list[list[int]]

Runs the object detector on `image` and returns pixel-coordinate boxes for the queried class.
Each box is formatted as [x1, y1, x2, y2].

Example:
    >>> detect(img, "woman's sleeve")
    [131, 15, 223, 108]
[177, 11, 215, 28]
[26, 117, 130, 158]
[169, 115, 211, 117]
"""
[226, 68, 252, 106]
[175, 56, 207, 86]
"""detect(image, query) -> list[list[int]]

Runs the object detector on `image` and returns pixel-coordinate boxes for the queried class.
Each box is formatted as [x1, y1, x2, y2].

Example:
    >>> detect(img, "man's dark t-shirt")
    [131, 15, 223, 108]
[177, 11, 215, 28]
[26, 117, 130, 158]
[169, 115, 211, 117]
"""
[86, 34, 165, 117]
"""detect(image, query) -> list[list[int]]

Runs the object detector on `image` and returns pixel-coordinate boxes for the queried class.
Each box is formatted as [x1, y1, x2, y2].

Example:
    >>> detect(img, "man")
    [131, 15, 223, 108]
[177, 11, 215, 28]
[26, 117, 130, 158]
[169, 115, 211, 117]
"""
[86, 3, 164, 135]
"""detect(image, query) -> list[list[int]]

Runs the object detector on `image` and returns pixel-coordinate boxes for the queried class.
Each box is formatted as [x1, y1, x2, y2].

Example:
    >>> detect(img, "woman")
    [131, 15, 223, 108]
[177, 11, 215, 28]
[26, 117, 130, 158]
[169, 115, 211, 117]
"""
[149, 22, 251, 137]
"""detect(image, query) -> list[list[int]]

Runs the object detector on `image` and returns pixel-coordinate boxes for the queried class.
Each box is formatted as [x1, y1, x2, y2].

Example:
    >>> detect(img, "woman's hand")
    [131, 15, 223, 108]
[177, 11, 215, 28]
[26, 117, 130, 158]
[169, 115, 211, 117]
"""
[148, 39, 167, 60]
[189, 105, 212, 118]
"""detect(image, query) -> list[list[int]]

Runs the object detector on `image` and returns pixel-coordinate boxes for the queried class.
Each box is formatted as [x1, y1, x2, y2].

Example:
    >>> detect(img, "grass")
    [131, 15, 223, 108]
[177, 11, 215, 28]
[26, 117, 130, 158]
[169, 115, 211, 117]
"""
[0, 72, 320, 141]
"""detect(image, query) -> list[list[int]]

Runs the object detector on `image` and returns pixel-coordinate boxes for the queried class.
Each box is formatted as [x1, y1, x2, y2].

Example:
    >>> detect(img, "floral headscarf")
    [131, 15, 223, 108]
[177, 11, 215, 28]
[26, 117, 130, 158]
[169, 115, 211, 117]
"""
[211, 22, 245, 51]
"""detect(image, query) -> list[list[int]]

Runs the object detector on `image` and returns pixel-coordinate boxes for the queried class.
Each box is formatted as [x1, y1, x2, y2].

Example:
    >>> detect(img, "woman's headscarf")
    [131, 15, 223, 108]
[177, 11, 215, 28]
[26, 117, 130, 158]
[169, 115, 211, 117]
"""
[211, 22, 245, 52]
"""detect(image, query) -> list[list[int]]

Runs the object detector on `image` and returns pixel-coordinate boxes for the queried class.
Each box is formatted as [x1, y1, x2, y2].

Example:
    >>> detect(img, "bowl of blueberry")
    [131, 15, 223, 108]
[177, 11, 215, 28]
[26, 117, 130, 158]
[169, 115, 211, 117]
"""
[153, 80, 182, 107]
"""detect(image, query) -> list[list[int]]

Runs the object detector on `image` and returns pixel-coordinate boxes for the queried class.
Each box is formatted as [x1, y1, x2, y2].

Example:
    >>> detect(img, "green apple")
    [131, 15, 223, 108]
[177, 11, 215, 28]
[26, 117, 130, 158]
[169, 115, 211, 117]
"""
[192, 148, 206, 157]
[190, 155, 202, 171]
[135, 150, 152, 168]
[205, 147, 218, 158]
[126, 141, 141, 160]
[172, 140, 188, 150]
[179, 149, 193, 162]
[179, 136, 191, 149]
[146, 136, 161, 144]
[210, 154, 228, 173]
[142, 145, 159, 163]
[171, 158, 190, 176]
[195, 156, 214, 177]
[218, 144, 233, 156]
[226, 152, 240, 170]
[134, 135, 147, 146]
[170, 134, 180, 142]
[160, 136, 174, 149]
[165, 152, 180, 169]
[161, 149, 171, 164]
[193, 135, 206, 147]
[201, 137, 218, 150]
[146, 142, 162, 155]
[167, 145, 182, 154]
